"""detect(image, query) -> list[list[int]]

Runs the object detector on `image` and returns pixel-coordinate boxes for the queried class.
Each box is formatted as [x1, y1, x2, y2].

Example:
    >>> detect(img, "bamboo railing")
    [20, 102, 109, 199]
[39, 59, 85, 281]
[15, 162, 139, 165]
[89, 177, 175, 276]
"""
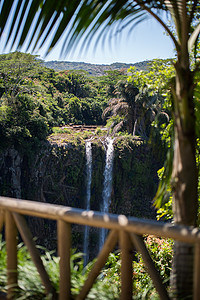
[0, 196, 200, 299]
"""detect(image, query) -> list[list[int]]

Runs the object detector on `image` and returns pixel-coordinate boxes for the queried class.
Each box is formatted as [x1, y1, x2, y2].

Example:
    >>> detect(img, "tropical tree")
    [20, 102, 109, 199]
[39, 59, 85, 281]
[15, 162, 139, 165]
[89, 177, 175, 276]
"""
[0, 1, 200, 298]
[0, 52, 50, 147]
[102, 81, 140, 134]
[102, 80, 158, 137]
[0, 52, 41, 98]
[99, 69, 127, 97]
[128, 60, 174, 144]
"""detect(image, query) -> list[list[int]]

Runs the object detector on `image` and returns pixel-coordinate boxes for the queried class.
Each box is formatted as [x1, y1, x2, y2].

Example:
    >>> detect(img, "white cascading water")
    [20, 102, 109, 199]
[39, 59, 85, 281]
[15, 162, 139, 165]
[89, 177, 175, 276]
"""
[99, 137, 115, 251]
[83, 140, 92, 265]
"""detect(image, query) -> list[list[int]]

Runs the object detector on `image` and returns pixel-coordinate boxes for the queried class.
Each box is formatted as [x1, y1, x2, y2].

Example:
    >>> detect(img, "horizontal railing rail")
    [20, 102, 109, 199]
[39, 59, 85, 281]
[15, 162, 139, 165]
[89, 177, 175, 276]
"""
[0, 196, 200, 299]
[0, 197, 200, 242]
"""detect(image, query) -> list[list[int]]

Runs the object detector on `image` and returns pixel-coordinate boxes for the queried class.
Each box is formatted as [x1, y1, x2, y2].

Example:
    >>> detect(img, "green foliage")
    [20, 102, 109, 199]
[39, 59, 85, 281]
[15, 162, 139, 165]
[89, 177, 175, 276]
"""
[147, 55, 200, 220]
[128, 59, 173, 131]
[194, 55, 200, 138]
[133, 236, 173, 299]
[155, 167, 173, 221]
[0, 236, 118, 299]
[99, 70, 127, 97]
[0, 237, 6, 292]
[102, 60, 173, 138]
[0, 234, 173, 299]
[127, 60, 174, 213]
[0, 51, 41, 98]
[105, 115, 125, 133]
[128, 60, 175, 97]
[94, 128, 105, 136]
[0, 52, 108, 150]
[52, 127, 72, 134]
[0, 94, 49, 149]
[43, 61, 149, 76]
[156, 198, 173, 221]
[0, 53, 177, 157]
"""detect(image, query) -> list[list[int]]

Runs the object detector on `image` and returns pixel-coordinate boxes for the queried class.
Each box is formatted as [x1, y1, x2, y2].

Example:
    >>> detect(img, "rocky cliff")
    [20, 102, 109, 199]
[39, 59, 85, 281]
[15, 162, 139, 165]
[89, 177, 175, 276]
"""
[0, 134, 162, 253]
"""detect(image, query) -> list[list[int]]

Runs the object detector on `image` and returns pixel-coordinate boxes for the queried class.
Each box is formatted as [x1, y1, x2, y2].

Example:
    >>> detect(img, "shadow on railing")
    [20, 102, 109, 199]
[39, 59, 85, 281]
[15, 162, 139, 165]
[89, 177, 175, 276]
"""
[0, 196, 200, 299]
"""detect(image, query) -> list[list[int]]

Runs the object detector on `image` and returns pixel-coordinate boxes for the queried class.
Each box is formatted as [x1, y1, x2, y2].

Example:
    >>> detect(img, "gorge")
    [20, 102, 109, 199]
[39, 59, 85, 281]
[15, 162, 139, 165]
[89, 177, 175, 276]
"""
[0, 130, 162, 258]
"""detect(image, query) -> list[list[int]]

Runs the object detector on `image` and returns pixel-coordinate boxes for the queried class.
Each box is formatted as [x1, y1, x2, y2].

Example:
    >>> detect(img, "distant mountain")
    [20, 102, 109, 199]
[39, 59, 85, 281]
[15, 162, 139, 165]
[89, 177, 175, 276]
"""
[43, 60, 149, 76]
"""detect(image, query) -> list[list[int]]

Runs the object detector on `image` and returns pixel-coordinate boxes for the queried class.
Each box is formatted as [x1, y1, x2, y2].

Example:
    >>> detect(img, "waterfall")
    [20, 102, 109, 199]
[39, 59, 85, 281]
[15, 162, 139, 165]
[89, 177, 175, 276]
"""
[83, 140, 92, 265]
[99, 137, 115, 250]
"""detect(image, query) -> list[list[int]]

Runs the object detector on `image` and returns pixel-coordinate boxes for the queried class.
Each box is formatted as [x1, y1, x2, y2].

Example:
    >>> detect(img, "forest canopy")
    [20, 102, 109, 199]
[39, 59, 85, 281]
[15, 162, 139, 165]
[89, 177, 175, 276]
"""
[0, 52, 169, 150]
[0, 52, 106, 149]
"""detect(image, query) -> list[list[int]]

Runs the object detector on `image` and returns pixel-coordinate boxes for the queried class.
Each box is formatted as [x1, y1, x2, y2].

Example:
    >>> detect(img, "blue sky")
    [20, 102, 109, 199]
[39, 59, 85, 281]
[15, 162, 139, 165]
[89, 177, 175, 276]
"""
[0, 9, 175, 65]
[39, 17, 175, 64]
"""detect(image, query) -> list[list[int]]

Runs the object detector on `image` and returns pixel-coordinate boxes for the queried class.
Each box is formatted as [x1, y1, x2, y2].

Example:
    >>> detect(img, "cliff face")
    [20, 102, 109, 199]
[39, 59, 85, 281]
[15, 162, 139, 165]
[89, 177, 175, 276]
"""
[25, 142, 86, 208]
[112, 138, 159, 218]
[0, 147, 23, 199]
[0, 136, 161, 251]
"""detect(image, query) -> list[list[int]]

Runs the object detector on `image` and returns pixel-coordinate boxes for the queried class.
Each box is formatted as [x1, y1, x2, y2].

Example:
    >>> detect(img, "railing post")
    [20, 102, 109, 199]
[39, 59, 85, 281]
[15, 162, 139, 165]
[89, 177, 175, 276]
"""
[57, 220, 71, 300]
[194, 242, 200, 300]
[130, 233, 170, 300]
[76, 230, 118, 300]
[0, 209, 5, 232]
[5, 211, 18, 299]
[119, 231, 133, 300]
[13, 213, 56, 298]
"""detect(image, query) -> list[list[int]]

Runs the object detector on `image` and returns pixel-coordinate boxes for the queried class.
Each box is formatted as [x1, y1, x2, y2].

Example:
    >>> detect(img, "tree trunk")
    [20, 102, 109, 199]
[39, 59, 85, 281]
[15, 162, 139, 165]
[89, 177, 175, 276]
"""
[172, 125, 197, 226]
[170, 241, 194, 299]
[170, 62, 198, 299]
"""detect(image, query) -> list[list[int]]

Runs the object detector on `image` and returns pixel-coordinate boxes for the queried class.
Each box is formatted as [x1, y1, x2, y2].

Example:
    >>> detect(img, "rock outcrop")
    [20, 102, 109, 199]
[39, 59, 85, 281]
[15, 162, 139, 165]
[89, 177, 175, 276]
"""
[0, 135, 162, 254]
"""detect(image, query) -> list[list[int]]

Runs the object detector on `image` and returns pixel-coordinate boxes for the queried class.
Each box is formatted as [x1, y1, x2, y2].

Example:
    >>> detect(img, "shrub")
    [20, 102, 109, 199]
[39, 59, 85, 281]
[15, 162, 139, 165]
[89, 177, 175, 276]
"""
[133, 236, 173, 299]
[0, 235, 173, 299]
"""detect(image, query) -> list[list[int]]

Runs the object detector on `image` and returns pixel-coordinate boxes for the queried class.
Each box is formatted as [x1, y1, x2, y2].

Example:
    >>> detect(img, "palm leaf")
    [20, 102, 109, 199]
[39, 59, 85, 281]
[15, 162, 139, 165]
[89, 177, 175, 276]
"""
[154, 129, 174, 209]
[108, 98, 120, 105]
[0, 0, 15, 36]
[112, 120, 124, 135]
[4, 0, 24, 48]
[0, 0, 176, 57]
[188, 23, 200, 51]
[102, 106, 112, 119]
[112, 102, 128, 115]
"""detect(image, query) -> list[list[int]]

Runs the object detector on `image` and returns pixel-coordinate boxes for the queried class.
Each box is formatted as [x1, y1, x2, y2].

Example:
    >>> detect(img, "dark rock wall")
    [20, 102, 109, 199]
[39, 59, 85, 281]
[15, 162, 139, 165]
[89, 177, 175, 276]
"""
[0, 147, 23, 198]
[0, 137, 162, 252]
[112, 139, 158, 218]
[25, 142, 86, 208]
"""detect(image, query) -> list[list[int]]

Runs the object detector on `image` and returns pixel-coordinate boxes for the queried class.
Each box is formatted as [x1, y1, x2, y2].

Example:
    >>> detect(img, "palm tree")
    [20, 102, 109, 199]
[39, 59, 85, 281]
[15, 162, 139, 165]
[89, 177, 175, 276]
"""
[102, 81, 158, 137]
[102, 97, 129, 134]
[0, 1, 199, 298]
[102, 81, 140, 135]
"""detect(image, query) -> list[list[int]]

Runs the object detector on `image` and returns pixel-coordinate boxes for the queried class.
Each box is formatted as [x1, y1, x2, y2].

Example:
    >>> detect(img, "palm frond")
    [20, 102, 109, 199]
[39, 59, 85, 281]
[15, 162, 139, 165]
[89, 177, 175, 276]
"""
[108, 98, 121, 106]
[102, 106, 112, 119]
[0, 0, 167, 57]
[112, 120, 124, 135]
[188, 22, 200, 51]
[112, 102, 128, 115]
[154, 129, 174, 209]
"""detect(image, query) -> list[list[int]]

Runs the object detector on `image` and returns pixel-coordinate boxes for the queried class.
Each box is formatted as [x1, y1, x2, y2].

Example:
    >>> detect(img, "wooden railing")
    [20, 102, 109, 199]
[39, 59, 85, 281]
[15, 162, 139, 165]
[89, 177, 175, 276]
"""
[0, 196, 200, 299]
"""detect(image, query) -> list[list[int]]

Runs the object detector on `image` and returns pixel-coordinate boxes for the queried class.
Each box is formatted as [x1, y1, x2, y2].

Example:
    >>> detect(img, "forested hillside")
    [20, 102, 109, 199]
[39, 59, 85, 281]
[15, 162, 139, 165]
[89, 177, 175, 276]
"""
[0, 52, 167, 152]
[0, 52, 108, 149]
[43, 60, 149, 76]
